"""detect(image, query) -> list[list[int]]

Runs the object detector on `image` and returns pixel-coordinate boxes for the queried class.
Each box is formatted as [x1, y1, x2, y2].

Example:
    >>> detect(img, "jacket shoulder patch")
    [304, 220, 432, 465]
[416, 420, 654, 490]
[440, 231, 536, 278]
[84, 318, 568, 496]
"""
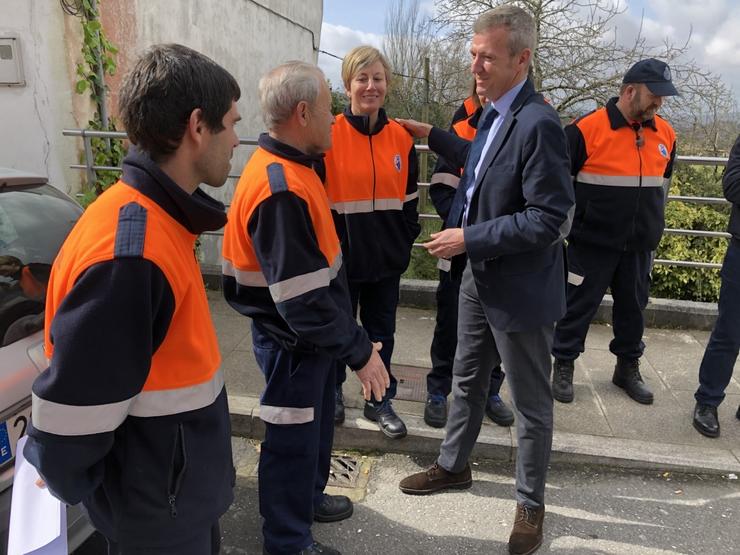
[114, 202, 147, 258]
[267, 162, 289, 194]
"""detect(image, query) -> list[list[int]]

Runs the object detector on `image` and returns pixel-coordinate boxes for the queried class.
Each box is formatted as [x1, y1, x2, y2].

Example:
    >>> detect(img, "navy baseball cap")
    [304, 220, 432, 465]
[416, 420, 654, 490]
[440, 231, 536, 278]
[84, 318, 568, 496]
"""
[623, 58, 679, 97]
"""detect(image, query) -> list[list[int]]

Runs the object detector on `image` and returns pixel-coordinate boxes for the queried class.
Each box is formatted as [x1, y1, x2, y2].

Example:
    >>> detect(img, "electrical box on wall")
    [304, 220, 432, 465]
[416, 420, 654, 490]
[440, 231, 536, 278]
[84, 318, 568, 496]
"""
[0, 35, 25, 86]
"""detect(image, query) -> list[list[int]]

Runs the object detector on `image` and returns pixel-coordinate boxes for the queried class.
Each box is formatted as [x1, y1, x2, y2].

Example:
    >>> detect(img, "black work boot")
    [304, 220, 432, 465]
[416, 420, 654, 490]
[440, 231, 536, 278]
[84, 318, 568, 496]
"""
[485, 395, 515, 426]
[364, 400, 407, 439]
[334, 387, 345, 425]
[424, 394, 447, 428]
[736, 404, 740, 421]
[612, 357, 653, 404]
[693, 403, 720, 438]
[551, 359, 574, 403]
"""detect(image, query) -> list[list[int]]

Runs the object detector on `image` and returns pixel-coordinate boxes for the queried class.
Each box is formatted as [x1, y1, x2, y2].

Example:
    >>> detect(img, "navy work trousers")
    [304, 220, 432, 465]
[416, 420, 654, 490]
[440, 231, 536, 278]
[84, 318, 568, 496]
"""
[428, 266, 505, 398]
[552, 242, 651, 361]
[335, 274, 400, 404]
[696, 239, 740, 407]
[252, 322, 335, 555]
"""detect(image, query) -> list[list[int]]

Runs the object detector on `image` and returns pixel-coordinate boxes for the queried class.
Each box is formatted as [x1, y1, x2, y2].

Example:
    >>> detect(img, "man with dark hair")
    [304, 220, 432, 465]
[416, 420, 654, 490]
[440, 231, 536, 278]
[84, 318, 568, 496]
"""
[396, 6, 573, 554]
[550, 58, 678, 405]
[24, 43, 241, 554]
[692, 133, 740, 438]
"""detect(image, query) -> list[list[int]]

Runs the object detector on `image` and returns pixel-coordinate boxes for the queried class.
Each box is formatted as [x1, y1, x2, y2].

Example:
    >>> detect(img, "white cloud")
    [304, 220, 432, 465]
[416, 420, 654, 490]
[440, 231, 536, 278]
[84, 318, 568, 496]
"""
[318, 22, 384, 90]
[618, 0, 740, 100]
[319, 1, 740, 103]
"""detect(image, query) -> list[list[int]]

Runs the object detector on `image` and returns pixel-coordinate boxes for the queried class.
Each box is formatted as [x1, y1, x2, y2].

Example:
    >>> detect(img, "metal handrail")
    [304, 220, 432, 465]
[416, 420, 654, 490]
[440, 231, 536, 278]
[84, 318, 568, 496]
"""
[62, 128, 732, 270]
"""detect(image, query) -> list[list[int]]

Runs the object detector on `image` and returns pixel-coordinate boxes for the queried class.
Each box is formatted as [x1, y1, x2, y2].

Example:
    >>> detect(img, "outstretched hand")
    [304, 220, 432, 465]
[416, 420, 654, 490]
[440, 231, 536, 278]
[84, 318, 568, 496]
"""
[395, 118, 433, 139]
[354, 342, 390, 401]
[423, 228, 466, 259]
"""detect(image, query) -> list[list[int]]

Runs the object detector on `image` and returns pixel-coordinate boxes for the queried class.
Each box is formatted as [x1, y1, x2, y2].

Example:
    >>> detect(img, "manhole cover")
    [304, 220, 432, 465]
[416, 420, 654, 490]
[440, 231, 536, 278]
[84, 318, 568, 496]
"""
[327, 455, 361, 488]
[392, 364, 429, 402]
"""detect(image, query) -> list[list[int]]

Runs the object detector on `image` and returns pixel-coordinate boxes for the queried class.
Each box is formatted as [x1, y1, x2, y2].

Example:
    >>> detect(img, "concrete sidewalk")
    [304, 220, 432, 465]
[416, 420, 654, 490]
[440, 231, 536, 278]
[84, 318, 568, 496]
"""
[209, 290, 740, 475]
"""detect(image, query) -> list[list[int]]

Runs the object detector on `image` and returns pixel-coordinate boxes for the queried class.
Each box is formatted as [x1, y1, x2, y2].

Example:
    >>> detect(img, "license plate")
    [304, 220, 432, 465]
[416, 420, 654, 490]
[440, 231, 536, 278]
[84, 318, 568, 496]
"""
[0, 405, 31, 466]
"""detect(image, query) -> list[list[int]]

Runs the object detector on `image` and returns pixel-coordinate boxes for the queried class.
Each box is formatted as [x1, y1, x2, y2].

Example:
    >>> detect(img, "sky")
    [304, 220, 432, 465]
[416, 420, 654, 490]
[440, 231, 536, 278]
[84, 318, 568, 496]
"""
[319, 0, 740, 102]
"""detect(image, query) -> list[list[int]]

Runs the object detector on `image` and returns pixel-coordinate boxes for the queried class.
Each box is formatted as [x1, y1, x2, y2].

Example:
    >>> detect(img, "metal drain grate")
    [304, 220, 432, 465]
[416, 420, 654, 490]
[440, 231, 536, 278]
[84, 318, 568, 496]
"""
[391, 364, 429, 402]
[327, 455, 362, 488]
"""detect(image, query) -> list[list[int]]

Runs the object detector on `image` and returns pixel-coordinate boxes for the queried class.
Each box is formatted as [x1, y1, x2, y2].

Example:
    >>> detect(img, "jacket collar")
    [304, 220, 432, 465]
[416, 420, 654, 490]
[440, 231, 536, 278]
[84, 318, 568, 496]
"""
[121, 148, 226, 234]
[508, 78, 538, 117]
[342, 106, 390, 136]
[467, 107, 483, 129]
[258, 133, 324, 169]
[606, 97, 658, 131]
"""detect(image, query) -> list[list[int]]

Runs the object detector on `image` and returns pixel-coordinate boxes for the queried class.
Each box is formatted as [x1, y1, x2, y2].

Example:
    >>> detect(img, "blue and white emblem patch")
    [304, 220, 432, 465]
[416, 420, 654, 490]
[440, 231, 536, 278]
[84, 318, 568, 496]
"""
[658, 143, 668, 158]
[393, 154, 402, 172]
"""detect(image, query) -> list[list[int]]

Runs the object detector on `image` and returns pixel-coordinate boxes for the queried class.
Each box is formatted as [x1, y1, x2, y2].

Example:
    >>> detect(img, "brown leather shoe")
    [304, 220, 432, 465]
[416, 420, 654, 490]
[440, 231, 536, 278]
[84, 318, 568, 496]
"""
[398, 462, 472, 495]
[508, 503, 544, 555]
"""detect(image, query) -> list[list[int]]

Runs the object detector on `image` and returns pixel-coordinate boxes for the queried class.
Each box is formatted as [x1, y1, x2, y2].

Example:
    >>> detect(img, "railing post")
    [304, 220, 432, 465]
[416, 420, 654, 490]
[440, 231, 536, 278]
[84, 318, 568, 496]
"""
[81, 130, 96, 187]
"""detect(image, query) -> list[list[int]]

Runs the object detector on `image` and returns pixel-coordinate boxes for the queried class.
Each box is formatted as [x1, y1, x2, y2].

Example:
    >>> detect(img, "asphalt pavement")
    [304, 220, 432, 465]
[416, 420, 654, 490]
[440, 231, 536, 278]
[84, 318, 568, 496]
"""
[222, 439, 740, 554]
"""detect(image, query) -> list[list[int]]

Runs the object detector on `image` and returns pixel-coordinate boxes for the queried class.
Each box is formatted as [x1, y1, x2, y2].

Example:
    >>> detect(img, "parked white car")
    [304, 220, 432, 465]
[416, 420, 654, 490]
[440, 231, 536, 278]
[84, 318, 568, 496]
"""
[0, 167, 94, 552]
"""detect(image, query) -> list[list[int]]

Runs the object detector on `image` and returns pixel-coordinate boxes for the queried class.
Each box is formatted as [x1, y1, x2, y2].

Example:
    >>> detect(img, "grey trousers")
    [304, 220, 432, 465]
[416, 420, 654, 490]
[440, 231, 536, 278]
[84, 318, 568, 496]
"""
[438, 265, 554, 508]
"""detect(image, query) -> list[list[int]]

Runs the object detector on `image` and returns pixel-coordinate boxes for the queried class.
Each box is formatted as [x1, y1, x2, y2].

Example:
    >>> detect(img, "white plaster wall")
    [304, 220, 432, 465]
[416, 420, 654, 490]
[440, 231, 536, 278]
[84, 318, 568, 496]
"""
[0, 0, 323, 266]
[0, 1, 89, 193]
[130, 0, 323, 267]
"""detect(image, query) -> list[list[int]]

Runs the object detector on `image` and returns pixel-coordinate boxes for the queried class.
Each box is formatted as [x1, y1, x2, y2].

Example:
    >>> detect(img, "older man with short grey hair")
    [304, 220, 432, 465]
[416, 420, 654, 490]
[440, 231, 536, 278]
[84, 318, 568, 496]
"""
[222, 61, 389, 555]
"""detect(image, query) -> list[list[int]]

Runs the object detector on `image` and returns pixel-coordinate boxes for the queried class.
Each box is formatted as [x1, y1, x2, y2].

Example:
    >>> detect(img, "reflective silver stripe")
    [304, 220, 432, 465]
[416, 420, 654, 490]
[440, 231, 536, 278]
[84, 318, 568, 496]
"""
[431, 173, 461, 189]
[259, 405, 314, 425]
[328, 252, 343, 280]
[32, 393, 130, 436]
[568, 271, 584, 286]
[405, 191, 419, 202]
[331, 200, 374, 214]
[269, 253, 343, 303]
[31, 370, 225, 435]
[129, 370, 225, 417]
[222, 259, 268, 287]
[374, 198, 403, 210]
[576, 172, 665, 188]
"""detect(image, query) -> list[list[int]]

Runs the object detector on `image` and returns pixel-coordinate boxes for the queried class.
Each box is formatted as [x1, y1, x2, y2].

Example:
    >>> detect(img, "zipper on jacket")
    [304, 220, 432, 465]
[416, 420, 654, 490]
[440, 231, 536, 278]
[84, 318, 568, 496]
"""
[627, 125, 644, 250]
[369, 134, 377, 209]
[167, 423, 187, 519]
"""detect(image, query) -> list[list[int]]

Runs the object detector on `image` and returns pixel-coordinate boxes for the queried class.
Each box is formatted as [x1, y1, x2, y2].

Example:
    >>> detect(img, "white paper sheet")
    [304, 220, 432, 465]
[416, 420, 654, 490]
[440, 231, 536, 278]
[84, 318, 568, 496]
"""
[7, 436, 68, 555]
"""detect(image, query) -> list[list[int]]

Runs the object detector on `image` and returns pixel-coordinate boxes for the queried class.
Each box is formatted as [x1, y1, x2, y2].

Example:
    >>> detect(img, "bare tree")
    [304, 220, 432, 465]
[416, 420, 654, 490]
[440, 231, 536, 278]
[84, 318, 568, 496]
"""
[429, 0, 737, 152]
[383, 0, 471, 126]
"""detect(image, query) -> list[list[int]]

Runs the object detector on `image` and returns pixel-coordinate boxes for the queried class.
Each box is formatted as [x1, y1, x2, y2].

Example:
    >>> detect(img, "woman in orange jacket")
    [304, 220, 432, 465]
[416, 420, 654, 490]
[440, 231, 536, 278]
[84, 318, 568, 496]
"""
[323, 46, 420, 439]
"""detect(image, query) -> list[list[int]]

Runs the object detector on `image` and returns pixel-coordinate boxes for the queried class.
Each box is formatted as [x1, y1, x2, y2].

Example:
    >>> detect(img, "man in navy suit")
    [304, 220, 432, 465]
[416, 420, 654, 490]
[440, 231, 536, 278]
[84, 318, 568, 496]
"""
[396, 6, 573, 554]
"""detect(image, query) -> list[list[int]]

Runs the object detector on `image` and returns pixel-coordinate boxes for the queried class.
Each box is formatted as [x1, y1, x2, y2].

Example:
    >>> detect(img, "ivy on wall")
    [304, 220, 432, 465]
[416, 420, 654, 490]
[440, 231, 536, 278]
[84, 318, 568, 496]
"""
[69, 0, 125, 205]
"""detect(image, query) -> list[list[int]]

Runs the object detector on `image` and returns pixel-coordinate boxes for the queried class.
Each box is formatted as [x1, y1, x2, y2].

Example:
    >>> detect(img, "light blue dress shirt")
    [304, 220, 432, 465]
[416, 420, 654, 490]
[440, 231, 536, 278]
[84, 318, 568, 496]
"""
[463, 78, 527, 224]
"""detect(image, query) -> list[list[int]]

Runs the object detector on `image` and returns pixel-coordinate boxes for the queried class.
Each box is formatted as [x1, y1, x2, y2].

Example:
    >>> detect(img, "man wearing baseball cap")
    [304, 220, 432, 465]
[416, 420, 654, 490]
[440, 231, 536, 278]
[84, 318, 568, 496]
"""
[550, 58, 678, 405]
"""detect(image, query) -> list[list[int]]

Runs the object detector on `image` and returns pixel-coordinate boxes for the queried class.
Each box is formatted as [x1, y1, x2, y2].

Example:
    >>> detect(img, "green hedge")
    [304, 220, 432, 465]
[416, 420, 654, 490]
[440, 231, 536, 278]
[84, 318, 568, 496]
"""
[652, 165, 729, 302]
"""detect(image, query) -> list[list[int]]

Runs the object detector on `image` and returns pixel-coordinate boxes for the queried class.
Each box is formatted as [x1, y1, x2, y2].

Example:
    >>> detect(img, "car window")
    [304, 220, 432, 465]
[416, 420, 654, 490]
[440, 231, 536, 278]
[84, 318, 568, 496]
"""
[0, 183, 82, 346]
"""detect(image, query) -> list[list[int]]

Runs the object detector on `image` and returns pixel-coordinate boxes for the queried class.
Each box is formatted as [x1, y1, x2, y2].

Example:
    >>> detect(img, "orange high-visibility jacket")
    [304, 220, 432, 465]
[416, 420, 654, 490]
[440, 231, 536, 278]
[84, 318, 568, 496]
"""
[44, 182, 221, 392]
[322, 108, 420, 281]
[222, 135, 372, 369]
[451, 96, 479, 142]
[223, 152, 342, 290]
[26, 158, 233, 547]
[430, 96, 482, 221]
[567, 98, 676, 251]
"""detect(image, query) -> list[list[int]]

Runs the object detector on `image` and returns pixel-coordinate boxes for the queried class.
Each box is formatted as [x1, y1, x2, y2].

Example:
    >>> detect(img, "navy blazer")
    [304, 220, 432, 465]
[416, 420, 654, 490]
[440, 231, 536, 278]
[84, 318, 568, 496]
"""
[429, 80, 574, 332]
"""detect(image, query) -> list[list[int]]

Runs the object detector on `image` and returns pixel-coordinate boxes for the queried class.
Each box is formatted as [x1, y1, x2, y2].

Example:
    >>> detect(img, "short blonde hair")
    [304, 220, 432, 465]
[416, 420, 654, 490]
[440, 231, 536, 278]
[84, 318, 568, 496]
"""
[341, 46, 392, 90]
